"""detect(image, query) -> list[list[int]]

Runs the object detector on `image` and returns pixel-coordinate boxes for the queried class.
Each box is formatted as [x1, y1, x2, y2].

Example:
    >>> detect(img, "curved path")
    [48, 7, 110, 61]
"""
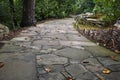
[0, 18, 120, 80]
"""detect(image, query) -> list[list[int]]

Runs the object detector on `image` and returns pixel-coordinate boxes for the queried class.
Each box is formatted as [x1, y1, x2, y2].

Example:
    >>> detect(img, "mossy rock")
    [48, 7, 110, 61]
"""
[75, 14, 111, 28]
[0, 24, 9, 36]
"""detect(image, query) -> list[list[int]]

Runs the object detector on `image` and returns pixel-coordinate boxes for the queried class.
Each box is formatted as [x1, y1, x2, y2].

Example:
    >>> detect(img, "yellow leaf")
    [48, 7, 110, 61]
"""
[102, 68, 111, 74]
[44, 67, 51, 73]
[67, 77, 73, 80]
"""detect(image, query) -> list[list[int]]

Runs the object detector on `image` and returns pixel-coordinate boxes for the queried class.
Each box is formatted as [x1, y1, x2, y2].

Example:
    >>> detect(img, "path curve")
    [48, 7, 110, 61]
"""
[0, 18, 120, 80]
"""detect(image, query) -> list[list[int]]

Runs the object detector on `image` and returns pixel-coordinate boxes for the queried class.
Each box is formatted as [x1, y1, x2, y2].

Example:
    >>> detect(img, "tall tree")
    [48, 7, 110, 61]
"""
[20, 0, 36, 27]
[9, 0, 17, 30]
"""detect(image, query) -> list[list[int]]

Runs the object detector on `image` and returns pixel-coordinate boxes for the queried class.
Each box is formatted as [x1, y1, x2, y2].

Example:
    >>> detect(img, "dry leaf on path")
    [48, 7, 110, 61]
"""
[44, 67, 51, 73]
[67, 77, 73, 80]
[0, 62, 4, 68]
[114, 50, 120, 54]
[110, 56, 118, 61]
[102, 68, 111, 74]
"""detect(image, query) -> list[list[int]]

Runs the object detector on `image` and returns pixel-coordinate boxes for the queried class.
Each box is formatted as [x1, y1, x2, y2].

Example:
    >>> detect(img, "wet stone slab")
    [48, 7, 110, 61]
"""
[65, 64, 87, 78]
[0, 53, 36, 80]
[108, 64, 120, 71]
[41, 37, 67, 41]
[32, 40, 59, 46]
[0, 44, 25, 53]
[81, 58, 101, 65]
[81, 58, 104, 72]
[19, 31, 38, 36]
[70, 59, 80, 64]
[66, 34, 89, 41]
[84, 46, 117, 57]
[70, 45, 85, 50]
[54, 47, 92, 61]
[44, 33, 67, 40]
[85, 64, 104, 73]
[59, 41, 96, 46]
[56, 30, 67, 34]
[38, 72, 65, 80]
[11, 36, 31, 42]
[66, 30, 79, 34]
[42, 45, 64, 50]
[43, 64, 65, 73]
[31, 36, 42, 40]
[39, 49, 57, 54]
[14, 41, 31, 47]
[36, 54, 68, 65]
[76, 72, 99, 80]
[101, 72, 120, 80]
[98, 57, 120, 66]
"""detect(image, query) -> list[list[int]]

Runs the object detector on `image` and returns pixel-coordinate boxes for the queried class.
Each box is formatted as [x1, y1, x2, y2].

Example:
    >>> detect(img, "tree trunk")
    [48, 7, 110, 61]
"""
[20, 0, 36, 27]
[9, 0, 17, 30]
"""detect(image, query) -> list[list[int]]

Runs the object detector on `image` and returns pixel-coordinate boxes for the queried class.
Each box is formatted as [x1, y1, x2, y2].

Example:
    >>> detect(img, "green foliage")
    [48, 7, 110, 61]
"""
[14, 0, 22, 26]
[35, 0, 82, 20]
[93, 0, 120, 21]
[74, 0, 95, 14]
[0, 0, 11, 27]
[0, 0, 22, 30]
[0, 0, 120, 30]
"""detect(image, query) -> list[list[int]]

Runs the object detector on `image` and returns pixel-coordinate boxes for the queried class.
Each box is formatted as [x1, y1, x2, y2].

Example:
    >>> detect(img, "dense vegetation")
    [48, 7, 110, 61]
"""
[0, 0, 120, 30]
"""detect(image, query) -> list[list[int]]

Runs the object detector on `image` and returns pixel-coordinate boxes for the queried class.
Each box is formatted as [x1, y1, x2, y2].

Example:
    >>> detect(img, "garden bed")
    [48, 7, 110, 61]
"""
[75, 25, 120, 54]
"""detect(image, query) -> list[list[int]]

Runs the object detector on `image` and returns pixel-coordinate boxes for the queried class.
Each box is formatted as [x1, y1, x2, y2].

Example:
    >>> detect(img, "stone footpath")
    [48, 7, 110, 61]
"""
[0, 18, 120, 80]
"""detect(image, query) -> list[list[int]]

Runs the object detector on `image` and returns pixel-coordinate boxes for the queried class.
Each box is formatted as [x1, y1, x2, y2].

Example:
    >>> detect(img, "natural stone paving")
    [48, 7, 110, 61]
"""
[0, 18, 120, 80]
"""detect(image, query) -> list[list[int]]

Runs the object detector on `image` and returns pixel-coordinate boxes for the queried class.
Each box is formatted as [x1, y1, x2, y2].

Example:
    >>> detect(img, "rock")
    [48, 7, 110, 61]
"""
[0, 24, 9, 36]
[74, 13, 109, 27]
[114, 18, 120, 29]
[36, 54, 68, 65]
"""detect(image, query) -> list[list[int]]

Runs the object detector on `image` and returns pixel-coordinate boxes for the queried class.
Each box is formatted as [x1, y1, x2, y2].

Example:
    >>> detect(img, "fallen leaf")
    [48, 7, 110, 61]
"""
[110, 56, 118, 61]
[67, 77, 73, 80]
[114, 50, 120, 54]
[102, 68, 111, 74]
[44, 67, 51, 73]
[103, 44, 106, 46]
[96, 43, 99, 45]
[0, 62, 4, 68]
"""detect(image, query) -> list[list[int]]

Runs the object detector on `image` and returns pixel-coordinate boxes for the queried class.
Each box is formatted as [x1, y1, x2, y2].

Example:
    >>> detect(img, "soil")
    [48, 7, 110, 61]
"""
[77, 27, 120, 54]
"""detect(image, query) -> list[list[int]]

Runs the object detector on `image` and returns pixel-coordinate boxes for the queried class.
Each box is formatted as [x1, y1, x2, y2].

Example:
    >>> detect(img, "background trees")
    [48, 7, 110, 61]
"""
[0, 0, 22, 29]
[93, 0, 120, 21]
[0, 0, 120, 30]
